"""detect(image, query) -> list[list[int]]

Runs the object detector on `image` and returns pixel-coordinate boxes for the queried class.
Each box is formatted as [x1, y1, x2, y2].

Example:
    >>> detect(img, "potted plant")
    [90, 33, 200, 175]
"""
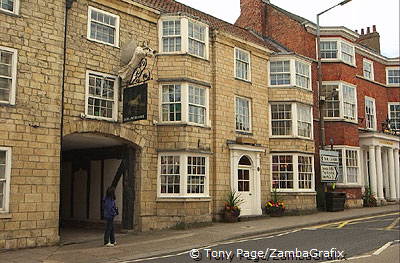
[224, 190, 243, 223]
[265, 185, 285, 217]
[362, 187, 377, 207]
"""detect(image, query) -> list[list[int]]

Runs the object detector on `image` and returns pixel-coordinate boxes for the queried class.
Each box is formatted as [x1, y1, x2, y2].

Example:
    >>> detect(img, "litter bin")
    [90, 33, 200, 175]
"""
[325, 192, 346, 212]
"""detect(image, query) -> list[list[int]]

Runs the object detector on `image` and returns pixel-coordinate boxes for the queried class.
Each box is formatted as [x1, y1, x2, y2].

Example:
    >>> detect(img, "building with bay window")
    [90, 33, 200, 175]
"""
[236, 0, 400, 208]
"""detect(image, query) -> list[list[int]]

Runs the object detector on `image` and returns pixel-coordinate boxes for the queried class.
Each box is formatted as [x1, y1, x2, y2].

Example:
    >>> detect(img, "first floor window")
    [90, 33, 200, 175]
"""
[341, 42, 354, 65]
[270, 60, 290, 85]
[272, 154, 314, 191]
[162, 20, 181, 52]
[363, 59, 373, 80]
[335, 148, 360, 185]
[0, 147, 11, 212]
[0, 0, 17, 14]
[321, 82, 357, 122]
[0, 47, 17, 105]
[161, 84, 182, 122]
[235, 96, 251, 132]
[235, 48, 250, 81]
[387, 68, 400, 85]
[188, 21, 206, 58]
[160, 83, 208, 125]
[295, 60, 310, 89]
[388, 103, 400, 131]
[159, 153, 209, 197]
[188, 86, 206, 124]
[88, 6, 119, 46]
[270, 103, 312, 138]
[320, 41, 338, 59]
[365, 97, 376, 130]
[271, 104, 292, 136]
[86, 71, 117, 120]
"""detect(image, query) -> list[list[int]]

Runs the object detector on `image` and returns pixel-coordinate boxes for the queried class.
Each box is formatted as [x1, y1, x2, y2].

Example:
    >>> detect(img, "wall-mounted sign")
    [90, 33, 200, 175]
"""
[320, 150, 339, 183]
[123, 83, 147, 123]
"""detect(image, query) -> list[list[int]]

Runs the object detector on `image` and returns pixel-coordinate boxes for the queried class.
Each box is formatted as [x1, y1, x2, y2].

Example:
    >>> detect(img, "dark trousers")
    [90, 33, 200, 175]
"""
[104, 218, 115, 245]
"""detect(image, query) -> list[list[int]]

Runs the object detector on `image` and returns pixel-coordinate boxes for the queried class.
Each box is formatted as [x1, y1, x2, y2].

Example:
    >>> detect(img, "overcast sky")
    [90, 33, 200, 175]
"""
[176, 0, 399, 58]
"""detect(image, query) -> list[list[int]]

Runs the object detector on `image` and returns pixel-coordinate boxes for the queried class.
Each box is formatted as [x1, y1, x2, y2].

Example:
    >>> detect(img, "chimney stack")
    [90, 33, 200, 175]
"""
[357, 25, 381, 54]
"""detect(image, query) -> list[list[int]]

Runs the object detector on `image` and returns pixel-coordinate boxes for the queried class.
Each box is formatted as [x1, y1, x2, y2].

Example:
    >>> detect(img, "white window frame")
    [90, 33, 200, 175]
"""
[235, 96, 252, 133]
[333, 146, 361, 186]
[85, 70, 119, 121]
[159, 83, 210, 127]
[268, 57, 311, 90]
[365, 96, 376, 131]
[318, 38, 356, 66]
[363, 59, 374, 81]
[158, 16, 209, 60]
[0, 46, 17, 105]
[386, 67, 400, 86]
[157, 153, 210, 198]
[270, 153, 315, 193]
[234, 48, 251, 82]
[269, 103, 313, 139]
[388, 102, 400, 131]
[161, 19, 182, 53]
[0, 147, 11, 213]
[0, 0, 19, 15]
[87, 6, 120, 47]
[321, 81, 358, 123]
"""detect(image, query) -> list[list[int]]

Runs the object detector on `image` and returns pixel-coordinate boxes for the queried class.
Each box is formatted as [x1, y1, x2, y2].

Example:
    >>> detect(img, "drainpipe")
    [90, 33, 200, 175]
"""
[59, 0, 75, 230]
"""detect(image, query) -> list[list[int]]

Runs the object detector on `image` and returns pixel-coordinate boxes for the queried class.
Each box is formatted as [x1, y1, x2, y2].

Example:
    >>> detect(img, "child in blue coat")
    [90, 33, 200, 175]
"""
[103, 187, 118, 246]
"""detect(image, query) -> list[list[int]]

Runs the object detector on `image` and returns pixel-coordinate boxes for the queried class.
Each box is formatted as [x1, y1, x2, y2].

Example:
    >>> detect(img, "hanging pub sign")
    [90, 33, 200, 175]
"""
[123, 83, 148, 122]
[320, 150, 339, 183]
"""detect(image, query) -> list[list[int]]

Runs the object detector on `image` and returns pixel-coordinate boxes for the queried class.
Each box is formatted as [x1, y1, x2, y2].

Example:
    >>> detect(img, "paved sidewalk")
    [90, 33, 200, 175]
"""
[0, 205, 398, 263]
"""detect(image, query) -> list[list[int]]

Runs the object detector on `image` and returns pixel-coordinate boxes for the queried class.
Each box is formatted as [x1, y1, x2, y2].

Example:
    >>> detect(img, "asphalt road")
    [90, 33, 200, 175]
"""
[125, 213, 400, 263]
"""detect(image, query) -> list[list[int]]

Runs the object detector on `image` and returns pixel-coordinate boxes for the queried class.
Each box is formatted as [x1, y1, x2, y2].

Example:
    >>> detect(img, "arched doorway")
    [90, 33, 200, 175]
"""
[229, 144, 263, 217]
[60, 133, 138, 237]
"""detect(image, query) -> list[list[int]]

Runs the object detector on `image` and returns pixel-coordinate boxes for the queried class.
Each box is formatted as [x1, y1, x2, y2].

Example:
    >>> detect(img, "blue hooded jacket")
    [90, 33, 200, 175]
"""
[103, 197, 117, 219]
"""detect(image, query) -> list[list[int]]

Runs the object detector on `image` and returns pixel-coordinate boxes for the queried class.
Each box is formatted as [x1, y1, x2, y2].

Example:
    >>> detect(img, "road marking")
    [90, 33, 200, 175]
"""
[337, 221, 350, 228]
[307, 212, 399, 229]
[373, 241, 393, 255]
[385, 217, 400, 230]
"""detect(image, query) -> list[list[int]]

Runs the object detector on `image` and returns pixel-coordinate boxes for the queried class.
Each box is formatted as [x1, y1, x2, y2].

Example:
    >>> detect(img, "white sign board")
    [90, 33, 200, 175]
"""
[320, 150, 339, 183]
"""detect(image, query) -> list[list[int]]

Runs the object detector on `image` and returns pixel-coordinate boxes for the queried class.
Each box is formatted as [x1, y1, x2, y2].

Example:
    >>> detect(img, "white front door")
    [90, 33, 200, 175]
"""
[230, 152, 262, 217]
[237, 163, 254, 216]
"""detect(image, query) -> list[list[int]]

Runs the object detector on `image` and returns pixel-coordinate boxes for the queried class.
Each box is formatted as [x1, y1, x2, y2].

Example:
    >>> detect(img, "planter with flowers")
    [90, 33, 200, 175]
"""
[224, 190, 243, 223]
[265, 185, 285, 217]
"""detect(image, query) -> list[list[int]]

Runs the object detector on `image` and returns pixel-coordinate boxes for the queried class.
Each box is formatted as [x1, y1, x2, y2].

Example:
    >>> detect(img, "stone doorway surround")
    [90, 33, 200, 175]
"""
[360, 132, 400, 202]
[229, 143, 265, 216]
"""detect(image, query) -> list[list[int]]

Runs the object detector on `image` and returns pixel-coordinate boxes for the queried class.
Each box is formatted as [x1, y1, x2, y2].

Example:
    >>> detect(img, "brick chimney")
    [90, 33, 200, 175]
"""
[357, 25, 381, 54]
[235, 0, 266, 35]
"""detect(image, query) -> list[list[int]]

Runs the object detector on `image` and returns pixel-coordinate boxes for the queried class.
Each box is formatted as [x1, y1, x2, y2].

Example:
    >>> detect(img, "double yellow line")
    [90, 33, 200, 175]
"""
[309, 212, 399, 229]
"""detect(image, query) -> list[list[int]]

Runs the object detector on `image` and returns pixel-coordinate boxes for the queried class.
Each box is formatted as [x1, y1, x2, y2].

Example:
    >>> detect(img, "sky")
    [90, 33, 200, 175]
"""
[176, 0, 400, 58]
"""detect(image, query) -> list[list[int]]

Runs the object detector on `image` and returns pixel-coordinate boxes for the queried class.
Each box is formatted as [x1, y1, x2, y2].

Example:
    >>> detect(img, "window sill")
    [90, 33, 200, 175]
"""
[269, 85, 313, 93]
[86, 38, 120, 49]
[321, 118, 358, 125]
[321, 59, 356, 68]
[156, 52, 209, 62]
[234, 77, 252, 84]
[80, 113, 118, 123]
[236, 130, 253, 136]
[0, 101, 16, 107]
[0, 213, 12, 219]
[157, 122, 211, 129]
[0, 9, 20, 17]
[156, 197, 211, 202]
[270, 136, 313, 141]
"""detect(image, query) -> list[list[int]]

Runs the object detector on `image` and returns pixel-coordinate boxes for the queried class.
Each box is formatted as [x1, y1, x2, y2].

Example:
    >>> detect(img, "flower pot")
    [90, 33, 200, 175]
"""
[268, 208, 284, 217]
[224, 211, 239, 223]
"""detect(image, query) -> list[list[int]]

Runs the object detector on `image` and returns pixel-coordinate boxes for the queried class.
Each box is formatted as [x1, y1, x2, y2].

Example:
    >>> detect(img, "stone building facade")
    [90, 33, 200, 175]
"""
[236, 0, 400, 207]
[1, 0, 320, 249]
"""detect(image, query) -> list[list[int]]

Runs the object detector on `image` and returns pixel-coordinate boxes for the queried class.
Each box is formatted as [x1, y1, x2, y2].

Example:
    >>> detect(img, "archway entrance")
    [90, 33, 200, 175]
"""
[60, 133, 138, 239]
